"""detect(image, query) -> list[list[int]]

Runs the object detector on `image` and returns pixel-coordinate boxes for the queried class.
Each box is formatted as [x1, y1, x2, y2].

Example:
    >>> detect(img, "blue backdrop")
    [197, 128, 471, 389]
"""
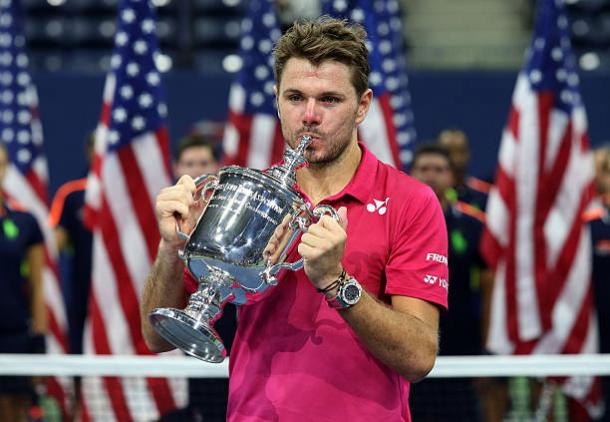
[35, 70, 610, 195]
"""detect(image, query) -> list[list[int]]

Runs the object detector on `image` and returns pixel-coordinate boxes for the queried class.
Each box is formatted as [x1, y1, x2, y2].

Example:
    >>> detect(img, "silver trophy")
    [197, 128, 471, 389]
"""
[149, 136, 338, 362]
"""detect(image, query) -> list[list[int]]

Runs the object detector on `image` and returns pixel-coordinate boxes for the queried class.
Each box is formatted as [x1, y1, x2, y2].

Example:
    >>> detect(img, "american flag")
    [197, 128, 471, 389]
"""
[82, 0, 186, 420]
[223, 0, 417, 171]
[0, 0, 71, 415]
[323, 0, 417, 169]
[482, 0, 601, 414]
[223, 0, 284, 168]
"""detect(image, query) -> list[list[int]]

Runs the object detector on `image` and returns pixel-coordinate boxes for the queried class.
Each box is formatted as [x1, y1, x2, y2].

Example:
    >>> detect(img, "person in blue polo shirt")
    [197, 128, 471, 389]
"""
[0, 143, 47, 421]
[49, 132, 95, 356]
[438, 129, 490, 211]
[409, 143, 494, 422]
[581, 146, 610, 422]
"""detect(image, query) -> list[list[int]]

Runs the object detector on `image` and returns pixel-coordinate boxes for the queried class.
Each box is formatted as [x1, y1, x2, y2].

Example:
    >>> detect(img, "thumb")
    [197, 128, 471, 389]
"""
[337, 206, 348, 231]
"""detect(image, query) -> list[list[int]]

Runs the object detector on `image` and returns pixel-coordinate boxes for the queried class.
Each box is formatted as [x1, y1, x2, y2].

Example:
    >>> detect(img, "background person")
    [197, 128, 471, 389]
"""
[48, 131, 95, 356]
[582, 145, 610, 422]
[0, 143, 47, 422]
[438, 128, 490, 211]
[409, 143, 494, 422]
[173, 132, 221, 179]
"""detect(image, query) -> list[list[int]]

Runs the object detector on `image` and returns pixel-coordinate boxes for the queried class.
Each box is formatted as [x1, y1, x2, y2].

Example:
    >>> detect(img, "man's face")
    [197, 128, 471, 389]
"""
[411, 153, 454, 200]
[594, 149, 610, 195]
[0, 147, 7, 185]
[439, 133, 470, 174]
[174, 146, 218, 179]
[275, 58, 371, 166]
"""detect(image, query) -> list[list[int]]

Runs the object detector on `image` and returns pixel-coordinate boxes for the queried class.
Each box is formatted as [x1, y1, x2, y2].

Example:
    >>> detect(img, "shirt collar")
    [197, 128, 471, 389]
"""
[322, 141, 378, 204]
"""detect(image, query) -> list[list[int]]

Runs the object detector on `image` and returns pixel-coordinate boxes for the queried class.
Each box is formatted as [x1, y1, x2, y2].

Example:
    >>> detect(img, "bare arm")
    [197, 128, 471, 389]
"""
[54, 226, 69, 252]
[296, 207, 440, 382]
[27, 243, 47, 335]
[140, 241, 187, 352]
[328, 288, 439, 382]
[140, 175, 202, 352]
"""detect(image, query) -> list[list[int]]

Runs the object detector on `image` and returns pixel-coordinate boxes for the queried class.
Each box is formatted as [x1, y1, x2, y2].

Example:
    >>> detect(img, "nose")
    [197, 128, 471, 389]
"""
[303, 98, 321, 125]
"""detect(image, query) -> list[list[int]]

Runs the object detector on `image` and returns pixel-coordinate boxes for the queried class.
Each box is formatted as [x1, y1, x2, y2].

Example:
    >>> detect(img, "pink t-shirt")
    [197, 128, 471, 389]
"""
[186, 143, 448, 421]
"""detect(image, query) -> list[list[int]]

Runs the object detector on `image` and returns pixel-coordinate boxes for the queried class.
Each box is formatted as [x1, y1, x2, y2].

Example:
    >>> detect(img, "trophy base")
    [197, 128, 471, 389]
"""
[149, 308, 226, 363]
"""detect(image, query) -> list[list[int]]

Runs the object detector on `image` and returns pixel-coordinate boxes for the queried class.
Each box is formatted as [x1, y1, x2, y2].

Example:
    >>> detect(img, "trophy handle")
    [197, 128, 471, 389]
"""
[261, 204, 340, 285]
[176, 174, 219, 242]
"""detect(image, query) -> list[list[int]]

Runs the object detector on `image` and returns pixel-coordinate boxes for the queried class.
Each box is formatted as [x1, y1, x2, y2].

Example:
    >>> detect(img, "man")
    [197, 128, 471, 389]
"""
[582, 146, 610, 421]
[0, 143, 47, 421]
[141, 17, 448, 421]
[409, 143, 495, 421]
[173, 133, 220, 179]
[438, 129, 489, 210]
[48, 131, 95, 355]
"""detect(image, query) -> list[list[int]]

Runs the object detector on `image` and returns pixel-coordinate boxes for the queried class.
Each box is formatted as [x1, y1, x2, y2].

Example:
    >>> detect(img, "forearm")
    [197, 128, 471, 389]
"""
[338, 292, 438, 382]
[141, 240, 187, 352]
[31, 282, 47, 334]
[28, 245, 47, 334]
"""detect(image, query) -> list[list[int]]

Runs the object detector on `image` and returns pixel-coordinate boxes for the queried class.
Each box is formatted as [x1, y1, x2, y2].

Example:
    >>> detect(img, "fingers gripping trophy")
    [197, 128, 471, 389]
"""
[149, 136, 339, 362]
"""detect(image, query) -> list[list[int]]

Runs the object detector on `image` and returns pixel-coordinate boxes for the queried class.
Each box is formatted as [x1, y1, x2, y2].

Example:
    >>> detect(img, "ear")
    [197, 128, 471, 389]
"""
[274, 84, 280, 118]
[355, 88, 373, 125]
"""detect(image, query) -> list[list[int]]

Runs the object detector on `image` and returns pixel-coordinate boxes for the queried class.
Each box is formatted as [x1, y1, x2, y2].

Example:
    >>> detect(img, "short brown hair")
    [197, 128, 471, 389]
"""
[273, 16, 370, 98]
[411, 143, 454, 172]
[175, 134, 220, 162]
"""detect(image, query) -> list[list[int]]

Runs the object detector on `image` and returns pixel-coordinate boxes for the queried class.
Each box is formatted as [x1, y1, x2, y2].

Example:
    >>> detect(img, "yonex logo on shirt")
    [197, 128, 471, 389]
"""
[423, 275, 438, 284]
[366, 197, 389, 215]
[424, 274, 449, 290]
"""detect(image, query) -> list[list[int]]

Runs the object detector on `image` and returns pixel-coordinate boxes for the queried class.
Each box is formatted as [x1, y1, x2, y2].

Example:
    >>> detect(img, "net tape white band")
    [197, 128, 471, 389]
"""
[1, 354, 609, 378]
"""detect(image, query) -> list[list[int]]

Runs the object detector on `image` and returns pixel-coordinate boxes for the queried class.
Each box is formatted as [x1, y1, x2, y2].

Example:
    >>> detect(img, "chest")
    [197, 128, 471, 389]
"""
[284, 199, 394, 299]
[0, 217, 33, 272]
[591, 219, 610, 257]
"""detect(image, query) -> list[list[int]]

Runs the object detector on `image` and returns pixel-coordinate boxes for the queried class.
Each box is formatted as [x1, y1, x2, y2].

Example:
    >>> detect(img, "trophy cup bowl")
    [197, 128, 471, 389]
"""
[149, 136, 338, 362]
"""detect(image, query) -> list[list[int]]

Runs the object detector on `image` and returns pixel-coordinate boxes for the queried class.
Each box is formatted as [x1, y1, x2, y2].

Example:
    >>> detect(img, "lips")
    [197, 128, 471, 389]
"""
[299, 133, 319, 141]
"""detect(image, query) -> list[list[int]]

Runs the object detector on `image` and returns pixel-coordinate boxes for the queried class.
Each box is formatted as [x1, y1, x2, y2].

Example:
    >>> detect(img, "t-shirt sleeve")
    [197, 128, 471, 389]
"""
[385, 186, 449, 309]
[58, 192, 76, 232]
[26, 213, 44, 248]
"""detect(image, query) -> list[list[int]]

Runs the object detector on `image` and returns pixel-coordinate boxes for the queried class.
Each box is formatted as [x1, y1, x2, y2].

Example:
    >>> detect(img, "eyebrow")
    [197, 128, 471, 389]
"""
[282, 88, 346, 98]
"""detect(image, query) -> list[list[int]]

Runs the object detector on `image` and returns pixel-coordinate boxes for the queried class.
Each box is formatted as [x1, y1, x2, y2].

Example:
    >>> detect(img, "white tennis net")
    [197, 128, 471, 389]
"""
[1, 354, 608, 421]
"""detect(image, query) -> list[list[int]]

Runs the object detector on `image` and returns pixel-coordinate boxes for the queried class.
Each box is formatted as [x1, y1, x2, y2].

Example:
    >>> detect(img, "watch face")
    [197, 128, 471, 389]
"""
[343, 282, 361, 304]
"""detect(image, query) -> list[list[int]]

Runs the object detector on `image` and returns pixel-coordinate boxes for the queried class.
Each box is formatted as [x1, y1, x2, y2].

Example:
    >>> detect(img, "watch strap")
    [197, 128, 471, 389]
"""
[326, 276, 362, 309]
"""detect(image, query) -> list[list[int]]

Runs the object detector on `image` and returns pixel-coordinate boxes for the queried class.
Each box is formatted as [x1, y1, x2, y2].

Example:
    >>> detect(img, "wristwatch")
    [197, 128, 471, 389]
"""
[326, 276, 363, 310]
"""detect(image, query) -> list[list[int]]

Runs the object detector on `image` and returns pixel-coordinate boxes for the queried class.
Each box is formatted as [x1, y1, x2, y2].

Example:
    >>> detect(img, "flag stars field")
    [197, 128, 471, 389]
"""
[120, 85, 134, 99]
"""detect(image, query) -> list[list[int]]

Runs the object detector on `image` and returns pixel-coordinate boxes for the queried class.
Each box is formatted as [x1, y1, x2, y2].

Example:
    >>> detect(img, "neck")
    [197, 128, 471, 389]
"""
[296, 140, 362, 205]
[439, 196, 449, 212]
[455, 171, 466, 186]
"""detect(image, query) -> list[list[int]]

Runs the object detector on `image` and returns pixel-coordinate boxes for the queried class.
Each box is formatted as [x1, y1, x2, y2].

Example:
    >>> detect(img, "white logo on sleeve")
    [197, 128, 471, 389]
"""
[423, 275, 438, 284]
[424, 275, 449, 290]
[366, 197, 389, 215]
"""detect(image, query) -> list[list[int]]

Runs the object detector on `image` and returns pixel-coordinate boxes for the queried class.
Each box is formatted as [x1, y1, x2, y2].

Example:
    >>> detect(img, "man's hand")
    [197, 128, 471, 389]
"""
[155, 175, 203, 249]
[262, 214, 292, 265]
[298, 206, 348, 289]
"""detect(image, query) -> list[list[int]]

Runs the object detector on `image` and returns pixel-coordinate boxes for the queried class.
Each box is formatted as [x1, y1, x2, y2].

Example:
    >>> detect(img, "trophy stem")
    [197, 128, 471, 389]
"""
[184, 282, 223, 323]
[149, 270, 231, 363]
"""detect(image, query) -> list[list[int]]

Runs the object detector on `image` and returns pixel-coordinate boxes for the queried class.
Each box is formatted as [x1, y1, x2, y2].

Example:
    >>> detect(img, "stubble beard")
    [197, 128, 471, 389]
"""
[285, 125, 356, 168]
[305, 135, 352, 168]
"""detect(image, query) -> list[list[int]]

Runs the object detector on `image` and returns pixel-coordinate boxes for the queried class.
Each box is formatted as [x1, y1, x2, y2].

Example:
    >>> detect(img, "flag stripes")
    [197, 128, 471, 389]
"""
[81, 0, 186, 419]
